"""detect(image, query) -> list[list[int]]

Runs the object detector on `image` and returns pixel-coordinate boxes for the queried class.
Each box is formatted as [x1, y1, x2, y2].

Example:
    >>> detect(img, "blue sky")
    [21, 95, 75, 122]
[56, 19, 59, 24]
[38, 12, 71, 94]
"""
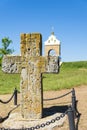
[0, 0, 87, 62]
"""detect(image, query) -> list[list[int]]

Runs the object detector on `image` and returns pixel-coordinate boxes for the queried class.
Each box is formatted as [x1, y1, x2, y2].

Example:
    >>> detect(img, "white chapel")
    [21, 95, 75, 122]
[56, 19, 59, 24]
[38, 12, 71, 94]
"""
[44, 32, 61, 56]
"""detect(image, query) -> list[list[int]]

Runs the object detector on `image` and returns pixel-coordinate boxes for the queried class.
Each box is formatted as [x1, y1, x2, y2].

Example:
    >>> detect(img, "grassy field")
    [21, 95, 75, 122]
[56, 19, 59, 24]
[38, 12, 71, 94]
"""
[43, 61, 87, 91]
[0, 61, 87, 94]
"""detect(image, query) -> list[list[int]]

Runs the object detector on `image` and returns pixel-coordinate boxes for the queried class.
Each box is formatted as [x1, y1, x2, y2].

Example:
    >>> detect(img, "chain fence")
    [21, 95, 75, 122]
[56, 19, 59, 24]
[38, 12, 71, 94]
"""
[0, 88, 81, 130]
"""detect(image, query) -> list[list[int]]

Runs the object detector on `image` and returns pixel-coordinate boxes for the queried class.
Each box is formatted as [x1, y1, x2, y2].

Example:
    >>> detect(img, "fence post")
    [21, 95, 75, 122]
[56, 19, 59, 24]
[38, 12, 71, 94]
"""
[72, 88, 76, 114]
[67, 105, 75, 130]
[14, 88, 17, 105]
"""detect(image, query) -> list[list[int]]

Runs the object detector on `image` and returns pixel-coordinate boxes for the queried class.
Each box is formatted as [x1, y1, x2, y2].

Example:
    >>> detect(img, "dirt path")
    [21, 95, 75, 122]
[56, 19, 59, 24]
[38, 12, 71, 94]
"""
[0, 85, 87, 129]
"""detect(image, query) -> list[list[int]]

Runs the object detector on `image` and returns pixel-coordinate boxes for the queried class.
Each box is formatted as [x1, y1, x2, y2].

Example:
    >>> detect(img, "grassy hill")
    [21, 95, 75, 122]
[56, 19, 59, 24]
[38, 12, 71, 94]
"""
[0, 61, 87, 94]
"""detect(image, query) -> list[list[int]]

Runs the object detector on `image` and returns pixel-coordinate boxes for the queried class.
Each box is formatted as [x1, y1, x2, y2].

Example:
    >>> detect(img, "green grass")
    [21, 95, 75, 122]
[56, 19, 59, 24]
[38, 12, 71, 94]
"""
[0, 67, 20, 94]
[43, 61, 87, 91]
[0, 61, 87, 94]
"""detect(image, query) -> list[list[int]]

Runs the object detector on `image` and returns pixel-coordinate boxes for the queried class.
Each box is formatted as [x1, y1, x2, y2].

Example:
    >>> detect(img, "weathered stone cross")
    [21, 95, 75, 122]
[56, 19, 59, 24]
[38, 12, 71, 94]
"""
[20, 33, 59, 119]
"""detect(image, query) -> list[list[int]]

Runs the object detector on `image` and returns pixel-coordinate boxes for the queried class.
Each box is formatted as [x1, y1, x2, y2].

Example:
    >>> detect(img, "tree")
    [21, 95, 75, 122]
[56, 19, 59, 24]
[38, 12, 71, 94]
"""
[0, 37, 14, 65]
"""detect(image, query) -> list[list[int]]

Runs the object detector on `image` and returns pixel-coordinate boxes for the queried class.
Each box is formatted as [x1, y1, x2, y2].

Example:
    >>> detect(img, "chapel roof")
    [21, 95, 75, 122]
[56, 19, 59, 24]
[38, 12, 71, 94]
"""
[44, 32, 60, 45]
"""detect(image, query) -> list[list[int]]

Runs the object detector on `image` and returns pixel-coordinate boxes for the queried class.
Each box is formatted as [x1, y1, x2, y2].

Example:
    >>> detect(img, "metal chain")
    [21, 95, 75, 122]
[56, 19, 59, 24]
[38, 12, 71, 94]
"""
[43, 90, 72, 101]
[0, 89, 16, 104]
[25, 111, 67, 130]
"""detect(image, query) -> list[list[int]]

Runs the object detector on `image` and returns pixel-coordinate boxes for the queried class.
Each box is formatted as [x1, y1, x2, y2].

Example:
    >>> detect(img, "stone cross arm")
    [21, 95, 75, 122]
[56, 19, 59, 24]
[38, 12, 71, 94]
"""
[22, 56, 59, 74]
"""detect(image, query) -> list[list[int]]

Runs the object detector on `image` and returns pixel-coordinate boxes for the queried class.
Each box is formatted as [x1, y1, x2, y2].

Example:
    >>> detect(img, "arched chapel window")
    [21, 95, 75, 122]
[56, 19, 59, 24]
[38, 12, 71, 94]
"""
[48, 49, 56, 56]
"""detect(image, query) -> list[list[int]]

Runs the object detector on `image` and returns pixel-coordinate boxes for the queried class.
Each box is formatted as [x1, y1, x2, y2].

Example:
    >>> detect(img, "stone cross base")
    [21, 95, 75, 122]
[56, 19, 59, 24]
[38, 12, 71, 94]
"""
[2, 112, 66, 129]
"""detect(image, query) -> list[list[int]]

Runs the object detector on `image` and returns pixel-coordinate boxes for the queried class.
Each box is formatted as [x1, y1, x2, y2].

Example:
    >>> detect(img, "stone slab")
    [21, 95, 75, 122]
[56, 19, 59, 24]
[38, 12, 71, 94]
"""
[2, 112, 66, 129]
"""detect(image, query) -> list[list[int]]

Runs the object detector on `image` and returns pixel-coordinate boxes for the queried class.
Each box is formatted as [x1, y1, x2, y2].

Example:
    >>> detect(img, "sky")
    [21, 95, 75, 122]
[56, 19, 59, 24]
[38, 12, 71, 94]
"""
[0, 0, 87, 62]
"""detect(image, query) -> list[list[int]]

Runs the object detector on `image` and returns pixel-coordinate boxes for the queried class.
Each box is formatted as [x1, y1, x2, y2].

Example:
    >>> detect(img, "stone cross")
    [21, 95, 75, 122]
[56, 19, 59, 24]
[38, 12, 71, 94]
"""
[20, 33, 59, 119]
